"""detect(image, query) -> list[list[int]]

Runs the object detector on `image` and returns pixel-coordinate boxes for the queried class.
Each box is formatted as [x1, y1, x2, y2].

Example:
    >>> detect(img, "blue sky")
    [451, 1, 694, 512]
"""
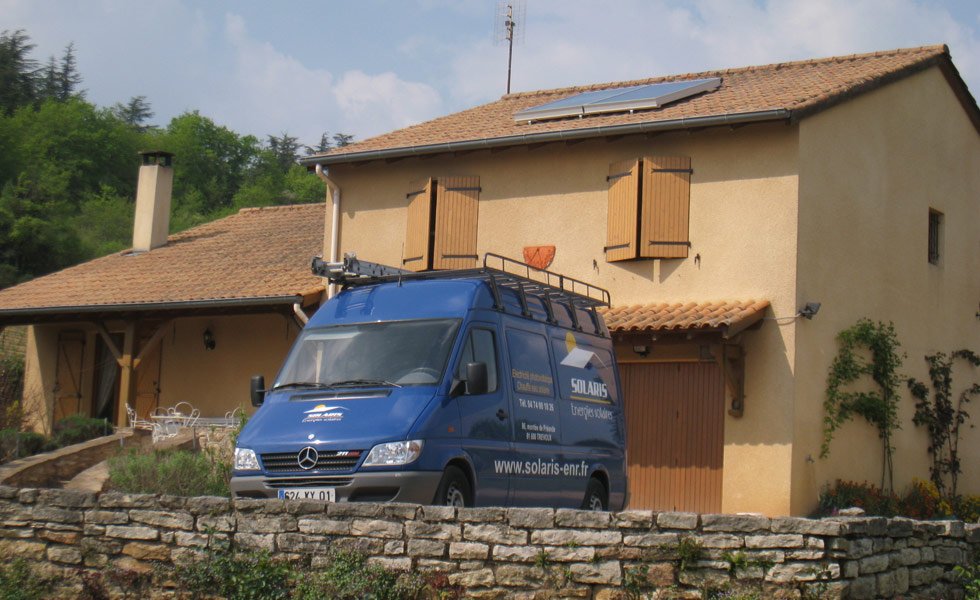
[3, 0, 978, 148]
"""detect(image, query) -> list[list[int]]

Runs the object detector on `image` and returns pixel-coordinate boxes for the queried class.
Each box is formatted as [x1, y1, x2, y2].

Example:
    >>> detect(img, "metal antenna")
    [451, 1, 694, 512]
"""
[494, 0, 525, 94]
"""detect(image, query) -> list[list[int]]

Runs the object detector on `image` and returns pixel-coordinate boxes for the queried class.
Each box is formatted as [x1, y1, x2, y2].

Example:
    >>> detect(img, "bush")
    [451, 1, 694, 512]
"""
[173, 549, 291, 600]
[817, 480, 900, 517]
[819, 479, 980, 522]
[107, 449, 230, 497]
[294, 551, 405, 600]
[51, 414, 112, 447]
[953, 495, 980, 523]
[899, 479, 948, 520]
[0, 558, 54, 599]
[0, 428, 47, 462]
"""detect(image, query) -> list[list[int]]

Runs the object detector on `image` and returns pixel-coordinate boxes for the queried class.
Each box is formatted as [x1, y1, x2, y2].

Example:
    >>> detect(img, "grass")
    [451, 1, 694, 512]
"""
[107, 448, 230, 497]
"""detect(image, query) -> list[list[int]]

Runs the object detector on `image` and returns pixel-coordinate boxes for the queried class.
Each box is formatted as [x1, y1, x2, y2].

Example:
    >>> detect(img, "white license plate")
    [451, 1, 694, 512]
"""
[277, 487, 336, 501]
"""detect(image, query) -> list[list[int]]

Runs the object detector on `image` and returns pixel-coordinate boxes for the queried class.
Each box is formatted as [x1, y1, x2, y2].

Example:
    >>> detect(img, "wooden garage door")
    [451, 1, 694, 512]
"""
[622, 362, 724, 513]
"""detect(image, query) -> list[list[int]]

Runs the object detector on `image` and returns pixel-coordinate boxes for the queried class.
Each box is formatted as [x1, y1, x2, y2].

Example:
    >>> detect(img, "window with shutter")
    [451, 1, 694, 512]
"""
[641, 156, 692, 259]
[433, 176, 480, 270]
[403, 176, 480, 271]
[605, 159, 640, 262]
[604, 156, 692, 262]
[403, 178, 433, 271]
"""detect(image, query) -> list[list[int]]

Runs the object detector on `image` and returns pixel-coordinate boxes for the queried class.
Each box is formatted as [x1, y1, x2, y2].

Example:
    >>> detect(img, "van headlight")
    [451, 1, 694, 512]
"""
[363, 440, 424, 466]
[234, 448, 260, 471]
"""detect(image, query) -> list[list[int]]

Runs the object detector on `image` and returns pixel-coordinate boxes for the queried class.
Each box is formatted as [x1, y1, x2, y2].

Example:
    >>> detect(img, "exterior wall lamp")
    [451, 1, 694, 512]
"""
[798, 302, 821, 320]
[203, 328, 216, 351]
[632, 344, 650, 357]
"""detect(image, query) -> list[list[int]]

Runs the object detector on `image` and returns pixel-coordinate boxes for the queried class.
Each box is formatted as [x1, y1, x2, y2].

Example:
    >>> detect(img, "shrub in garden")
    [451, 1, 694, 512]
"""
[172, 548, 291, 600]
[50, 414, 113, 447]
[107, 448, 230, 497]
[0, 558, 53, 599]
[0, 428, 47, 462]
[817, 480, 900, 517]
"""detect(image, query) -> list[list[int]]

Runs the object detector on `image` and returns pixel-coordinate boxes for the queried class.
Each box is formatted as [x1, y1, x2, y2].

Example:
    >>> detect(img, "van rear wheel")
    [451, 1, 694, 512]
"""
[581, 477, 607, 511]
[434, 466, 472, 507]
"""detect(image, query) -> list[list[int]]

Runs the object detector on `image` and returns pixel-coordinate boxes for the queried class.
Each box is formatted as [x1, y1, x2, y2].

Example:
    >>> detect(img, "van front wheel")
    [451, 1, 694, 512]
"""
[581, 477, 608, 511]
[434, 466, 472, 507]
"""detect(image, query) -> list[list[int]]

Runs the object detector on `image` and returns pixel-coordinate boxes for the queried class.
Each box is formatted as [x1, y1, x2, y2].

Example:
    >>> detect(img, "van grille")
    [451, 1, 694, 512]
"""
[265, 476, 354, 488]
[260, 450, 362, 473]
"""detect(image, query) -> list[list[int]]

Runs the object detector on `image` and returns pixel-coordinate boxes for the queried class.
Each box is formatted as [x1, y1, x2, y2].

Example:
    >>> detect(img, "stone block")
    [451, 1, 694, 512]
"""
[129, 509, 194, 531]
[872, 537, 894, 553]
[381, 503, 419, 520]
[555, 509, 611, 528]
[174, 532, 210, 548]
[920, 546, 935, 562]
[98, 492, 158, 509]
[0, 528, 33, 539]
[111, 556, 154, 574]
[966, 524, 980, 543]
[450, 541, 489, 560]
[405, 521, 461, 541]
[326, 503, 383, 518]
[934, 546, 963, 564]
[847, 538, 874, 558]
[85, 510, 128, 525]
[569, 561, 621, 585]
[297, 516, 349, 535]
[530, 528, 621, 546]
[886, 518, 914, 537]
[416, 559, 455, 571]
[493, 545, 539, 562]
[0, 540, 46, 559]
[766, 562, 825, 583]
[275, 533, 328, 553]
[421, 505, 456, 522]
[507, 507, 554, 529]
[640, 562, 676, 587]
[350, 519, 403, 538]
[894, 566, 909, 594]
[745, 534, 804, 549]
[122, 542, 171, 561]
[785, 549, 824, 560]
[464, 523, 527, 545]
[197, 514, 236, 533]
[407, 539, 446, 557]
[700, 534, 743, 549]
[38, 529, 79, 544]
[593, 589, 628, 600]
[332, 536, 384, 555]
[449, 568, 495, 587]
[32, 506, 83, 524]
[941, 520, 965, 538]
[232, 497, 285, 513]
[876, 570, 896, 597]
[858, 554, 889, 574]
[280, 499, 329, 516]
[183, 496, 231, 514]
[37, 489, 97, 508]
[237, 515, 297, 534]
[898, 547, 920, 565]
[865, 517, 888, 536]
[47, 545, 83, 564]
[770, 516, 843, 536]
[495, 564, 545, 586]
[846, 576, 876, 600]
[16, 489, 38, 504]
[657, 512, 699, 530]
[701, 513, 770, 533]
[384, 540, 405, 555]
[623, 532, 679, 547]
[613, 510, 654, 529]
[457, 507, 507, 522]
[366, 556, 412, 571]
[234, 532, 275, 551]
[908, 565, 940, 587]
[0, 486, 19, 499]
[105, 525, 159, 540]
[678, 568, 729, 588]
[543, 546, 596, 562]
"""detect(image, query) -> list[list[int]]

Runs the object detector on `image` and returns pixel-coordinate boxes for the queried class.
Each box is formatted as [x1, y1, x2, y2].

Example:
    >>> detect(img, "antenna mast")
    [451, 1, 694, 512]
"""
[494, 0, 525, 94]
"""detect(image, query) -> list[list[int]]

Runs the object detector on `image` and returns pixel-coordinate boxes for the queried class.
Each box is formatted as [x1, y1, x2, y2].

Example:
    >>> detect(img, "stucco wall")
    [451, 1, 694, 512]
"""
[795, 67, 980, 514]
[321, 124, 801, 515]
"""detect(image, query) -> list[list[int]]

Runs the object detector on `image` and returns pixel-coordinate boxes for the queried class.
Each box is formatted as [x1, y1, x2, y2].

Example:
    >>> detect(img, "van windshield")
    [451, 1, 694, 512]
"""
[274, 319, 461, 389]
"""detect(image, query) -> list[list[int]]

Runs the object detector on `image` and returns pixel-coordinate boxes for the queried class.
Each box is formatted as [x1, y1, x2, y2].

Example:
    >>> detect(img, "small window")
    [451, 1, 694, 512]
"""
[928, 209, 943, 265]
[457, 328, 498, 392]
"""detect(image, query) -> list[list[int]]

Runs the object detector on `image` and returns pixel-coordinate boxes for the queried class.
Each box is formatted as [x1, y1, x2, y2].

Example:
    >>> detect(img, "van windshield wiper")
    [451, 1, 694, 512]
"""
[326, 379, 402, 388]
[272, 382, 333, 391]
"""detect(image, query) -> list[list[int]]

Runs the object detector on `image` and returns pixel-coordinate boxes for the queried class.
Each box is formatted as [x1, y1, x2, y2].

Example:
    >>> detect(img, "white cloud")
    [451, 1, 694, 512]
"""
[333, 71, 443, 137]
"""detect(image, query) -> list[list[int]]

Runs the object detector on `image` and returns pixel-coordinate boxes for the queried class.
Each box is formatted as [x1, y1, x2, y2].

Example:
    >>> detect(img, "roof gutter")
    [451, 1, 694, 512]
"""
[0, 295, 304, 324]
[300, 109, 791, 167]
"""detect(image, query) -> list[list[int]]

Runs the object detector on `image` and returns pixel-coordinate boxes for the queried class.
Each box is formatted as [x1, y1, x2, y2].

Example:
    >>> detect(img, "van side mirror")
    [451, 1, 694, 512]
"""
[250, 375, 266, 407]
[465, 362, 488, 396]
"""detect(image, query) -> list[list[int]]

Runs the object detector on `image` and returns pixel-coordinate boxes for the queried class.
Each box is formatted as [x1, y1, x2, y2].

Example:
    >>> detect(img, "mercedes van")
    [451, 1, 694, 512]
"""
[230, 254, 627, 510]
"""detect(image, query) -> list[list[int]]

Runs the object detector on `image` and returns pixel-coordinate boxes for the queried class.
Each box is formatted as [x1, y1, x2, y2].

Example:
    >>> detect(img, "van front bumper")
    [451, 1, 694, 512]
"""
[230, 471, 443, 504]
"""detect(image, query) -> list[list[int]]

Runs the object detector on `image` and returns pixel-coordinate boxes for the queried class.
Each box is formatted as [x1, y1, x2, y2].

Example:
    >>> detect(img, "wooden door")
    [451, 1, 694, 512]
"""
[134, 342, 162, 419]
[622, 362, 724, 512]
[53, 331, 86, 421]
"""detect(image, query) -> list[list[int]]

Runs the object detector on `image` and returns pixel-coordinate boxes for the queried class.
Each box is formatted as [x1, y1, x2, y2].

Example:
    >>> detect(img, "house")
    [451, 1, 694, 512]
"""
[0, 152, 325, 433]
[296, 45, 980, 516]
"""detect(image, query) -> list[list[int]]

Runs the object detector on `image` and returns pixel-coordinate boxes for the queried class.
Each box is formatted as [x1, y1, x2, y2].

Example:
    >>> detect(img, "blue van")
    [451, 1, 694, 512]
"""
[230, 254, 627, 510]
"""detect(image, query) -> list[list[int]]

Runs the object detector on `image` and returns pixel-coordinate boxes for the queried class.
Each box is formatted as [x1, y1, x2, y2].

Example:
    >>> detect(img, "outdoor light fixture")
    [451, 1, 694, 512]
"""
[203, 328, 216, 351]
[798, 302, 821, 320]
[633, 344, 650, 358]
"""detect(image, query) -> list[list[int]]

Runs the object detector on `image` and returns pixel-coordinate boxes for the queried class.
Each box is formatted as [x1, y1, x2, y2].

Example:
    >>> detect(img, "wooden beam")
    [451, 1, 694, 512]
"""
[115, 321, 137, 428]
[133, 320, 170, 369]
[717, 344, 745, 417]
[93, 322, 122, 364]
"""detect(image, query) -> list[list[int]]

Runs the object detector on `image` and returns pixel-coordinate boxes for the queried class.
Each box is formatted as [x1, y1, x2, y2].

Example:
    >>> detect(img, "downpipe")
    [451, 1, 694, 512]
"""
[314, 164, 341, 298]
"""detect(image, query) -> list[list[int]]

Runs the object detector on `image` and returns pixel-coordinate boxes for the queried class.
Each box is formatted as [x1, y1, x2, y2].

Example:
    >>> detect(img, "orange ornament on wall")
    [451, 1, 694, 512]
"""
[523, 245, 556, 270]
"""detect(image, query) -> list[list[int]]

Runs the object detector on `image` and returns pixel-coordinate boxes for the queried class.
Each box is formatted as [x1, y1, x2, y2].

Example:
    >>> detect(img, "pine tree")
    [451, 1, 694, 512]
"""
[0, 29, 38, 114]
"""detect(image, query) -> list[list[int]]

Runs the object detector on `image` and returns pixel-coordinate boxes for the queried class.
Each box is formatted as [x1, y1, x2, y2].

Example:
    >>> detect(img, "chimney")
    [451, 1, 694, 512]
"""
[132, 150, 174, 252]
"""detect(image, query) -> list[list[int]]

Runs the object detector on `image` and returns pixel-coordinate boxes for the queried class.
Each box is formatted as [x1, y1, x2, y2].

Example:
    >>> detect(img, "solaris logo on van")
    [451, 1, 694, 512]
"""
[561, 332, 610, 403]
[560, 331, 596, 369]
[302, 404, 347, 423]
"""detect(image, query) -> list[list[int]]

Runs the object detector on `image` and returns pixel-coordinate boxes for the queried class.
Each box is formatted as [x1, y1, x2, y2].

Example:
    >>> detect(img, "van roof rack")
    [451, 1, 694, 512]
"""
[312, 252, 611, 314]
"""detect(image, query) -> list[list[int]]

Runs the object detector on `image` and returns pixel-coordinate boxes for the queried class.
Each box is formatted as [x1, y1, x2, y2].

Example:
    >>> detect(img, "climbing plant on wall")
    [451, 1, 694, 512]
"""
[907, 349, 980, 501]
[822, 319, 904, 493]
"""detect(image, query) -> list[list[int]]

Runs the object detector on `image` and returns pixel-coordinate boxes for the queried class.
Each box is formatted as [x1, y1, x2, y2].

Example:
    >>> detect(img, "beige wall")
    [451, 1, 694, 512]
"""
[323, 123, 802, 515]
[20, 313, 301, 432]
[795, 67, 980, 514]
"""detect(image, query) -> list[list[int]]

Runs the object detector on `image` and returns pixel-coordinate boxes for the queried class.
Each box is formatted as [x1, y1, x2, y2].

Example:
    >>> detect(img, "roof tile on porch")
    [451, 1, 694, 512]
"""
[600, 300, 770, 337]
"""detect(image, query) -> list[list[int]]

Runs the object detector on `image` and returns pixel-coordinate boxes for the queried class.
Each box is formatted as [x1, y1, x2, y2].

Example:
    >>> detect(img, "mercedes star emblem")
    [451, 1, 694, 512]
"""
[297, 446, 318, 470]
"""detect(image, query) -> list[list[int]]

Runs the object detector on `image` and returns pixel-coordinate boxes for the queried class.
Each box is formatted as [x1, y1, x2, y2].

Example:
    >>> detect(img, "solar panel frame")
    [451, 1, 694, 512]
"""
[513, 77, 722, 123]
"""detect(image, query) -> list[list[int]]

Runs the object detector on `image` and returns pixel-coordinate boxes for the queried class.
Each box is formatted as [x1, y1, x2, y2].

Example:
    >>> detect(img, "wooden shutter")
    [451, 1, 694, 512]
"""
[641, 156, 692, 259]
[403, 178, 433, 271]
[433, 176, 480, 270]
[605, 159, 640, 262]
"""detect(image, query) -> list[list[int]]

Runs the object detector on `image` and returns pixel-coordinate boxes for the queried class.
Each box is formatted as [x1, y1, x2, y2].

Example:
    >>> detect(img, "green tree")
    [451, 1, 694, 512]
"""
[332, 132, 354, 147]
[0, 29, 37, 115]
[55, 42, 83, 101]
[112, 95, 154, 132]
[267, 132, 300, 170]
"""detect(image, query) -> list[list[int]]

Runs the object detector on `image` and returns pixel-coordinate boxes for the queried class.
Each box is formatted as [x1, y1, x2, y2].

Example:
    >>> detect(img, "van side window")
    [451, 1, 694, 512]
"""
[506, 330, 555, 397]
[457, 328, 498, 392]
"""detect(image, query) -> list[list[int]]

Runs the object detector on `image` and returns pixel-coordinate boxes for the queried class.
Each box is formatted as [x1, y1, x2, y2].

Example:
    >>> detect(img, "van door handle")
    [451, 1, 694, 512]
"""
[496, 409, 508, 421]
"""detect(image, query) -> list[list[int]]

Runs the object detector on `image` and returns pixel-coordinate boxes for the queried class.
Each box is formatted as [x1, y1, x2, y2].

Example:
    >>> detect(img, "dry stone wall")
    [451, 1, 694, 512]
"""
[0, 486, 977, 599]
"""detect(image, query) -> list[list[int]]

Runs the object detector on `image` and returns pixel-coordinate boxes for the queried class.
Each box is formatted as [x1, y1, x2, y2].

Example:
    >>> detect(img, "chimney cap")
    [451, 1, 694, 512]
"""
[139, 150, 175, 166]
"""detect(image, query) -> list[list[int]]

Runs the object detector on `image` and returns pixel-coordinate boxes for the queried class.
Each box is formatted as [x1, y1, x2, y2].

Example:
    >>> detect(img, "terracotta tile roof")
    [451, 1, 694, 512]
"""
[601, 300, 770, 337]
[0, 203, 326, 320]
[306, 45, 977, 164]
